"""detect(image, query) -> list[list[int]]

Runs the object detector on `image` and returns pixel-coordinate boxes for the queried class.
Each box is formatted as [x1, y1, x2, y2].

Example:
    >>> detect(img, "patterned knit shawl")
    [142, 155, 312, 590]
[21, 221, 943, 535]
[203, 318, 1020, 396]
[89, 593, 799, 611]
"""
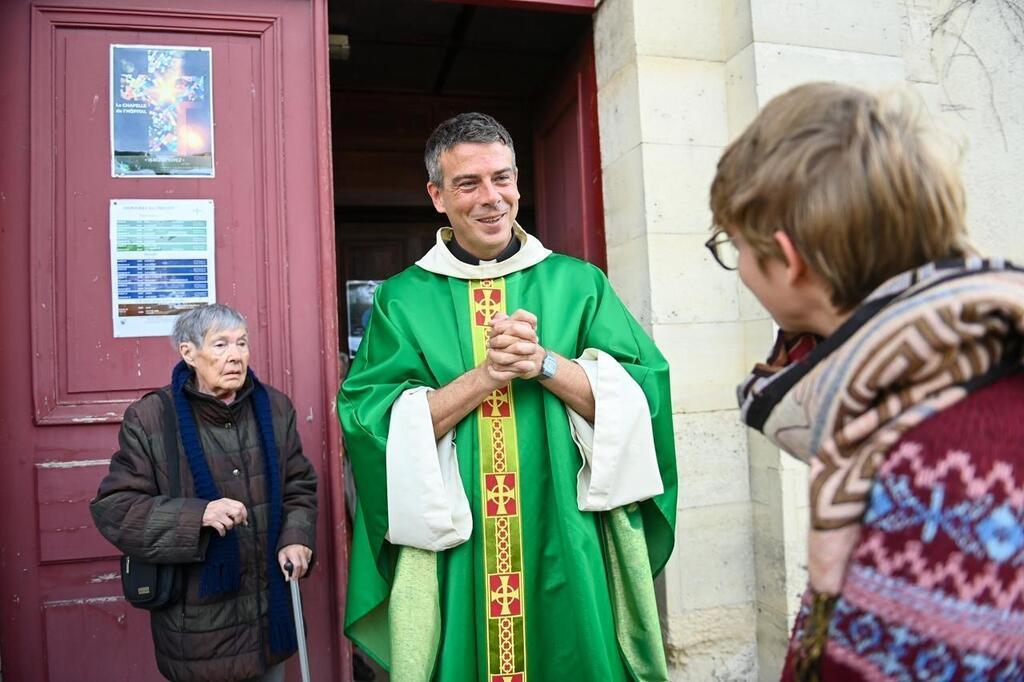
[739, 258, 1024, 591]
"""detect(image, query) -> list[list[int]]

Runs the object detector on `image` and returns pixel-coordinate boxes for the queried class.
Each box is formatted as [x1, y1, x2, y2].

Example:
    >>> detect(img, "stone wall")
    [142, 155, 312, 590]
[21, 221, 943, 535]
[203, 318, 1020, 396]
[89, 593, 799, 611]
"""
[901, 0, 1024, 262]
[595, 2, 758, 678]
[731, 4, 907, 677]
[594, 0, 1022, 680]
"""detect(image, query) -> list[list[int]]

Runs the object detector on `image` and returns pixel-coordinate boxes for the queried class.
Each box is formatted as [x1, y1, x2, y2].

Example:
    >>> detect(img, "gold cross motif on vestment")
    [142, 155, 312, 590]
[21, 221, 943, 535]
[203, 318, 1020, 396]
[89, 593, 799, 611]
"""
[476, 289, 501, 326]
[485, 390, 509, 417]
[490, 575, 520, 617]
[487, 475, 516, 515]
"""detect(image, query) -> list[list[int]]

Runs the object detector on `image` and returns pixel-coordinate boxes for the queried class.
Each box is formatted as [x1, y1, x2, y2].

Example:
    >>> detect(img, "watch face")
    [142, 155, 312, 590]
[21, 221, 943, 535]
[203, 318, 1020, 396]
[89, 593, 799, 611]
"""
[541, 353, 557, 379]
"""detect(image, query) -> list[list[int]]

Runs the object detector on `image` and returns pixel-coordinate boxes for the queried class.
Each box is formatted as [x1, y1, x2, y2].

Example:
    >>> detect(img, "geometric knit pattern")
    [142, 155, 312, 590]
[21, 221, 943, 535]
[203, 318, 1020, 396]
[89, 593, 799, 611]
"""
[740, 258, 1024, 533]
[783, 373, 1024, 681]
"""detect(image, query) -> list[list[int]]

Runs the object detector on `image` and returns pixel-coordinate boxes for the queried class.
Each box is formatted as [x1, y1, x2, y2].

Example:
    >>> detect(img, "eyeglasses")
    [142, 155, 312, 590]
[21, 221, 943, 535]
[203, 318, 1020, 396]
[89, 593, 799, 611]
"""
[705, 229, 739, 271]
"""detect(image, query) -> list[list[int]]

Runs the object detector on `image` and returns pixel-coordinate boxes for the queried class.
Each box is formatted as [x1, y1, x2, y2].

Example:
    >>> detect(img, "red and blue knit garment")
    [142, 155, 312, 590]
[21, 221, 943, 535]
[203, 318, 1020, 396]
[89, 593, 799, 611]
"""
[783, 373, 1024, 681]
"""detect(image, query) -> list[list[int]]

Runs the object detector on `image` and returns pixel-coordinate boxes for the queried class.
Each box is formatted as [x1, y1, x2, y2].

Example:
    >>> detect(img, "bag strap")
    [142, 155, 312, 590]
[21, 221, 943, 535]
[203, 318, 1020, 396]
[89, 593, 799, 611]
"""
[153, 389, 182, 498]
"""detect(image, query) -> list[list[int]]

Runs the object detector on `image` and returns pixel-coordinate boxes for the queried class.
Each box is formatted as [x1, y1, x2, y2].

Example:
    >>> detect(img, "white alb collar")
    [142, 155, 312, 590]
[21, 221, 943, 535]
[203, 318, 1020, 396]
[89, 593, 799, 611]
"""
[415, 223, 551, 280]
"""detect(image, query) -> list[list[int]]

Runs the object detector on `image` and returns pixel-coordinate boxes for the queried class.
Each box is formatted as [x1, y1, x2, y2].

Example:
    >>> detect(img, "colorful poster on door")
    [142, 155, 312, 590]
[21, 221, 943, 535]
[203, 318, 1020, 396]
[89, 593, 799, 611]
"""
[110, 200, 216, 338]
[346, 280, 382, 357]
[111, 45, 214, 177]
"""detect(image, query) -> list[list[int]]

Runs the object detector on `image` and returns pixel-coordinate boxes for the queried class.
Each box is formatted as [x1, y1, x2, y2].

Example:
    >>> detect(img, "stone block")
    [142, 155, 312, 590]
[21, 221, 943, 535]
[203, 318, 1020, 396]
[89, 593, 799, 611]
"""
[752, 500, 790, 617]
[593, 0, 637, 88]
[741, 318, 774, 376]
[747, 430, 780, 477]
[634, 0, 721, 62]
[642, 142, 723, 236]
[738, 280, 770, 322]
[673, 410, 749, 510]
[778, 462, 810, 622]
[597, 61, 642, 169]
[750, 0, 903, 57]
[756, 602, 790, 681]
[908, 81, 946, 121]
[649, 233, 740, 325]
[899, 0, 939, 84]
[748, 462, 777, 510]
[780, 461, 810, 533]
[722, 0, 754, 62]
[663, 602, 759, 681]
[653, 321, 747, 413]
[913, 0, 1024, 269]
[607, 236, 652, 331]
[748, 449, 781, 509]
[725, 43, 759, 138]
[637, 57, 729, 147]
[666, 502, 755, 614]
[602, 144, 646, 248]
[753, 43, 905, 104]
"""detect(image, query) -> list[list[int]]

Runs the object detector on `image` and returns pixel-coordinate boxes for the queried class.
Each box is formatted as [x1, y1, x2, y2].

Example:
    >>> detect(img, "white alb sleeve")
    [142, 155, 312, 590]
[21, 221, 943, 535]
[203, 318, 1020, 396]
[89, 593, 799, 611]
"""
[568, 348, 664, 511]
[385, 387, 472, 550]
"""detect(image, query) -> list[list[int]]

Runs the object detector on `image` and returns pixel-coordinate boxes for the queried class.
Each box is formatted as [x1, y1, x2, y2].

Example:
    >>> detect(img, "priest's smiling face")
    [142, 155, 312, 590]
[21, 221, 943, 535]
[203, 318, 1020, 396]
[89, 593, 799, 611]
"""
[427, 141, 520, 260]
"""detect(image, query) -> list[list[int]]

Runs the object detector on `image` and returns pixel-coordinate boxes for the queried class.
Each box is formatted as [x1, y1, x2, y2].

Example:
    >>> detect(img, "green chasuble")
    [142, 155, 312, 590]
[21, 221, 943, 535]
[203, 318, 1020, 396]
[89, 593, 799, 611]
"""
[338, 247, 677, 681]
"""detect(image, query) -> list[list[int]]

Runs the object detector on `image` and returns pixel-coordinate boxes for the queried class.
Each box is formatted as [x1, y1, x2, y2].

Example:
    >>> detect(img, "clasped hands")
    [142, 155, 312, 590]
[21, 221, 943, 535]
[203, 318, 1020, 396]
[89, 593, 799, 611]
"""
[484, 309, 546, 385]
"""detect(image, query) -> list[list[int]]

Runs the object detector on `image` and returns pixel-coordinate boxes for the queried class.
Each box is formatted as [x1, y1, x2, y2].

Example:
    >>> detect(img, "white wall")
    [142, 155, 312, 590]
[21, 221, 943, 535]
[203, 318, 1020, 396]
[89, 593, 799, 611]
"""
[902, 0, 1024, 263]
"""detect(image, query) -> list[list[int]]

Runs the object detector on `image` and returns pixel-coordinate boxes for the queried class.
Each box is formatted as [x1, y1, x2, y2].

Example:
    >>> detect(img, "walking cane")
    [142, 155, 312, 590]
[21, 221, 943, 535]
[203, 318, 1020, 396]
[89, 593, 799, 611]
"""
[284, 561, 312, 682]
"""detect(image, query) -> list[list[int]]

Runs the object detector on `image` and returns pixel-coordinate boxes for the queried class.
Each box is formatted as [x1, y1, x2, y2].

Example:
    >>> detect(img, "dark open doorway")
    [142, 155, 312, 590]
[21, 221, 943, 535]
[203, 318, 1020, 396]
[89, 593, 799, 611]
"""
[328, 0, 599, 371]
[328, 3, 600, 677]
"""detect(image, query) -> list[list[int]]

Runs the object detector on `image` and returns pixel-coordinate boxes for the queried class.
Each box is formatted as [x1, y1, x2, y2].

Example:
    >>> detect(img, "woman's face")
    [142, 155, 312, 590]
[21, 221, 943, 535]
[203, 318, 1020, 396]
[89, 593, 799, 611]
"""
[180, 326, 249, 403]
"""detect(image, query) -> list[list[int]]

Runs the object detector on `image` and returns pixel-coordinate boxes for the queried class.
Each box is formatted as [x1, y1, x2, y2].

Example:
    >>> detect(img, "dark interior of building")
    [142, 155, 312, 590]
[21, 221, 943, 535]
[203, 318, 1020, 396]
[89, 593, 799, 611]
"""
[328, 0, 589, 369]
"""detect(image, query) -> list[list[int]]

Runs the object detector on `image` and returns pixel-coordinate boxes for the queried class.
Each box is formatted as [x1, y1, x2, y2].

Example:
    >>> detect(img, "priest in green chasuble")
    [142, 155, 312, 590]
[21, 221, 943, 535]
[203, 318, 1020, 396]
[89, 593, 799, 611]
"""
[338, 113, 677, 681]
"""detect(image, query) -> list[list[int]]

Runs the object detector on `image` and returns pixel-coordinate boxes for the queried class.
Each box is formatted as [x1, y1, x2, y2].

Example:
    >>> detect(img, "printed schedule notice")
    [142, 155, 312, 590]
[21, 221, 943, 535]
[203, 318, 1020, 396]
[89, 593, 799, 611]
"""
[110, 201, 216, 337]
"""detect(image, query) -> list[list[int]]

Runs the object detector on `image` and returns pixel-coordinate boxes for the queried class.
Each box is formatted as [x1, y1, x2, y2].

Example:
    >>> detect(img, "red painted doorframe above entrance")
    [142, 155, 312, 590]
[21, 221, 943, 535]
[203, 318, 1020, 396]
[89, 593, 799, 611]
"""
[432, 0, 596, 14]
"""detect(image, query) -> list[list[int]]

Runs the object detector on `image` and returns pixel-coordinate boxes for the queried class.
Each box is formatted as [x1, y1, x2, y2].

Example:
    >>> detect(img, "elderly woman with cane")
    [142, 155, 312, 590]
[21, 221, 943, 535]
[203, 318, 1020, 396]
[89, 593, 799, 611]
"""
[91, 304, 318, 682]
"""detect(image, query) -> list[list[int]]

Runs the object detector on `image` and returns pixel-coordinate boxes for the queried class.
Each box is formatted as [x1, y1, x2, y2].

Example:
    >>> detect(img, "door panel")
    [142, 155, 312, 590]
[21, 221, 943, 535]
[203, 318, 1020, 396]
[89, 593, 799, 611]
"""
[0, 1, 345, 680]
[43, 599, 161, 680]
[534, 35, 606, 269]
[36, 459, 114, 563]
[32, 12, 282, 425]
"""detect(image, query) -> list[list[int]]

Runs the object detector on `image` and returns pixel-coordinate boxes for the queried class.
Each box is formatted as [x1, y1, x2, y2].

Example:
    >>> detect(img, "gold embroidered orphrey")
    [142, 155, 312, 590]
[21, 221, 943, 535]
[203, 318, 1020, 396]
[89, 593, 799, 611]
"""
[470, 278, 527, 682]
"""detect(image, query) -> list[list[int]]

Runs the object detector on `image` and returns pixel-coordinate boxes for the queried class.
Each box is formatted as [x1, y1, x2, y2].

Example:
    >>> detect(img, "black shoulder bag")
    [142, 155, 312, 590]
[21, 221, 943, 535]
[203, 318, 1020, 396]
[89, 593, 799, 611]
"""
[120, 390, 185, 611]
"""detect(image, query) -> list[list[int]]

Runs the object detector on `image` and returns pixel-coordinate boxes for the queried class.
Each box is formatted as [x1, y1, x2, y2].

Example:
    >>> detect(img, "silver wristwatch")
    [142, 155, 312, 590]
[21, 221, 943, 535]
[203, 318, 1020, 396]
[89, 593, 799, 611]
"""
[538, 350, 557, 380]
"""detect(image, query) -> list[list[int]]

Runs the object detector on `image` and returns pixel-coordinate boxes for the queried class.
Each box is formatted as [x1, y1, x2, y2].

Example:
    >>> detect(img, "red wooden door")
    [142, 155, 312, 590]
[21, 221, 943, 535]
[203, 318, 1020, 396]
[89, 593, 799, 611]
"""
[534, 35, 607, 269]
[0, 1, 346, 679]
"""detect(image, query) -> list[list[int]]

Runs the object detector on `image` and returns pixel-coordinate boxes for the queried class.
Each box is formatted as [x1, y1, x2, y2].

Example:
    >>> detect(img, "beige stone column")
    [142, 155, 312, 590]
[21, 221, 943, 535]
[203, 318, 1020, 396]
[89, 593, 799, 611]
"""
[595, 1, 758, 678]
[595, 0, 909, 679]
[596, 0, 1023, 679]
[728, 3, 907, 677]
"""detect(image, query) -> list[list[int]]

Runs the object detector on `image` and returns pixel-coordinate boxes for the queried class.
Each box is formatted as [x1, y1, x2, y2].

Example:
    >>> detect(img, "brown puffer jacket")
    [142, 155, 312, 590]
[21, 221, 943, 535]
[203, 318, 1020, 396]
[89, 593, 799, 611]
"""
[90, 376, 318, 682]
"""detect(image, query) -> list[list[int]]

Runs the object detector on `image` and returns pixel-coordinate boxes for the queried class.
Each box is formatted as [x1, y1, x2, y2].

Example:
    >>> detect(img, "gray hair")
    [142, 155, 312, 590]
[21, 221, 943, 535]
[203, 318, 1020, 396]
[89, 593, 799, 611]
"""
[172, 303, 247, 348]
[424, 112, 516, 187]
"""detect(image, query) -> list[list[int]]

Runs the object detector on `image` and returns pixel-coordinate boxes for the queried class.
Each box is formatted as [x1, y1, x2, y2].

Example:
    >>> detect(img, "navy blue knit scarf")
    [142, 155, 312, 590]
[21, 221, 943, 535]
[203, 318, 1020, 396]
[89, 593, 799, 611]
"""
[171, 360, 297, 654]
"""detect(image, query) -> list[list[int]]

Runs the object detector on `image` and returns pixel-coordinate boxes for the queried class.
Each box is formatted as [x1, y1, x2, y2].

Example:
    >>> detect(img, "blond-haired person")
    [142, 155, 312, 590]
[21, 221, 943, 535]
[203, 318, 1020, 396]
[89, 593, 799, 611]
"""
[708, 82, 1024, 680]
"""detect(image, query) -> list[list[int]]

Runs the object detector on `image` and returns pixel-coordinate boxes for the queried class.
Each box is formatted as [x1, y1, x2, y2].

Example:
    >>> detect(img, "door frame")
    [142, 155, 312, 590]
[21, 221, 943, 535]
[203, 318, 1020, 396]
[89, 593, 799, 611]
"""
[533, 33, 606, 270]
[312, 0, 350, 677]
